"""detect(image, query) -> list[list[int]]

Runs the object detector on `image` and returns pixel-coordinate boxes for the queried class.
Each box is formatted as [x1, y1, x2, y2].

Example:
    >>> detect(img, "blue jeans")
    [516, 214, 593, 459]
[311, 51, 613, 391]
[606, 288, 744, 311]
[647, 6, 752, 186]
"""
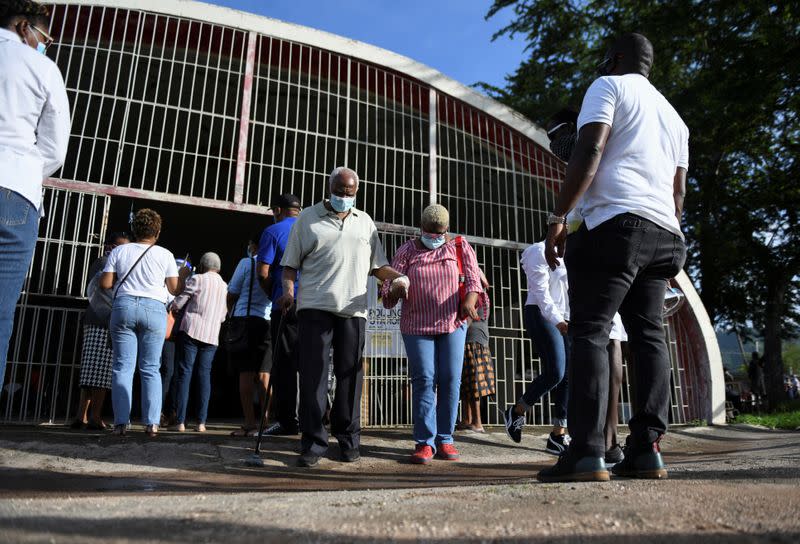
[110, 296, 167, 426]
[520, 304, 571, 427]
[403, 323, 467, 448]
[175, 332, 217, 424]
[0, 189, 39, 392]
[160, 339, 178, 412]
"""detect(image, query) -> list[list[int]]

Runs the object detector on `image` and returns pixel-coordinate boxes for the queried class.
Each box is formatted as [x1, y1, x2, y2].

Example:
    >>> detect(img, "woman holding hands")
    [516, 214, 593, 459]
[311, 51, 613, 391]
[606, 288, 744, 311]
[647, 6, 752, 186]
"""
[382, 204, 484, 464]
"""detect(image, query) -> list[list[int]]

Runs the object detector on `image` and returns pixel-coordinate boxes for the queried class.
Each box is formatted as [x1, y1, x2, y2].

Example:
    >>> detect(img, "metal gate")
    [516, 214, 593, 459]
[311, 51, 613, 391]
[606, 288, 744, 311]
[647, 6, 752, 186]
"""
[1, 187, 108, 423]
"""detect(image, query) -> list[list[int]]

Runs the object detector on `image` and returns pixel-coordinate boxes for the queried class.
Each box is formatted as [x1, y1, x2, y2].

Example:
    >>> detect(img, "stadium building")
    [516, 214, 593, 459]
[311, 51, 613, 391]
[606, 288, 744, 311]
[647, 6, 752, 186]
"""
[1, 0, 726, 427]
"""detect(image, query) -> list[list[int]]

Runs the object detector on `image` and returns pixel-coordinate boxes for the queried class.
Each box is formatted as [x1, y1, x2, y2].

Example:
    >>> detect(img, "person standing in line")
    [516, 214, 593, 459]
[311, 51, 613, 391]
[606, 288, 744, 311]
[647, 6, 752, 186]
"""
[539, 33, 689, 482]
[256, 194, 302, 437]
[503, 241, 572, 455]
[381, 204, 483, 464]
[227, 232, 273, 436]
[457, 272, 494, 434]
[171, 252, 228, 433]
[0, 1, 70, 392]
[748, 351, 766, 402]
[277, 167, 407, 467]
[100, 209, 184, 437]
[604, 314, 627, 466]
[70, 231, 130, 430]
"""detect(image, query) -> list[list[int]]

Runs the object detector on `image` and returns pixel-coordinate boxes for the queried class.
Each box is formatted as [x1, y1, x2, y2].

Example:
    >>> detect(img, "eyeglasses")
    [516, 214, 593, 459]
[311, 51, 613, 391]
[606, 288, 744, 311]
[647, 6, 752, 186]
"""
[29, 24, 54, 50]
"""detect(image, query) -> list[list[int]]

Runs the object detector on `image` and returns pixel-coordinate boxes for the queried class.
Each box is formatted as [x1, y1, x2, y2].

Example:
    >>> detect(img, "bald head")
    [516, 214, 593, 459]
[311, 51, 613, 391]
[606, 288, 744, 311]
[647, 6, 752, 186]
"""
[604, 33, 654, 77]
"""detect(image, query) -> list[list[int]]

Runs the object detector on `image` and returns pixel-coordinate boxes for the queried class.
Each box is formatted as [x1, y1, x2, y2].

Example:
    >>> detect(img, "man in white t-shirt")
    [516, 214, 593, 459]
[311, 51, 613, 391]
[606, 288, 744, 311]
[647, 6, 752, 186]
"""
[539, 33, 689, 482]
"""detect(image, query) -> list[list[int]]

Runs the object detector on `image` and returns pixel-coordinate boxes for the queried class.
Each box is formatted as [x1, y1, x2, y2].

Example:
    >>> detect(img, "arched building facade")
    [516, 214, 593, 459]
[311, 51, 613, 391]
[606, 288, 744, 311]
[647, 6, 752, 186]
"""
[1, 0, 725, 427]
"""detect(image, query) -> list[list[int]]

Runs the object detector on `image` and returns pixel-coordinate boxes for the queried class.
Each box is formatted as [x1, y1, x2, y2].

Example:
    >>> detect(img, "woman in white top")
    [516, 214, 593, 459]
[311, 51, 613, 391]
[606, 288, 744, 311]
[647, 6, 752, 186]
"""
[503, 241, 572, 455]
[100, 209, 185, 437]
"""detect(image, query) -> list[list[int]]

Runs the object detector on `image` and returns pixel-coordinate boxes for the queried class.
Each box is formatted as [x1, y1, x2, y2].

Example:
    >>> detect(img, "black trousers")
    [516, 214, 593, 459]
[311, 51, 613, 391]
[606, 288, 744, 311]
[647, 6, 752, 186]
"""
[297, 309, 366, 456]
[565, 213, 686, 457]
[269, 309, 299, 431]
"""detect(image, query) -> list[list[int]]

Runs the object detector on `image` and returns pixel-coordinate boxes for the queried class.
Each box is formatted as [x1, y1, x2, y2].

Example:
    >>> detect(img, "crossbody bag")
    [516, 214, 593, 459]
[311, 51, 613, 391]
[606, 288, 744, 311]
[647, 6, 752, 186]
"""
[224, 257, 255, 354]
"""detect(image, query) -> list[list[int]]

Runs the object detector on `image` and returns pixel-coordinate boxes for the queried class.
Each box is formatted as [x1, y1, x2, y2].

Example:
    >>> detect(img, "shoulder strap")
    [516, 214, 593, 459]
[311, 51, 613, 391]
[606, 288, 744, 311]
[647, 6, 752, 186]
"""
[246, 257, 254, 316]
[455, 236, 467, 303]
[113, 244, 155, 300]
[455, 236, 465, 282]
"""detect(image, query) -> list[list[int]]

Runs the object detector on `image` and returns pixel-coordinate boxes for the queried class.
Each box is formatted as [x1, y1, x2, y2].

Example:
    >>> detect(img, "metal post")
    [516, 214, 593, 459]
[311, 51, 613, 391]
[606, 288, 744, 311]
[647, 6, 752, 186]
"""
[428, 90, 437, 205]
[234, 31, 257, 205]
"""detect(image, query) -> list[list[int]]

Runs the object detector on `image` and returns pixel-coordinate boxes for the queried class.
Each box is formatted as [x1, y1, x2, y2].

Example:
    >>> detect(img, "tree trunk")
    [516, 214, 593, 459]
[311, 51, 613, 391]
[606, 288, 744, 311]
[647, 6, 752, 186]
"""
[763, 278, 787, 409]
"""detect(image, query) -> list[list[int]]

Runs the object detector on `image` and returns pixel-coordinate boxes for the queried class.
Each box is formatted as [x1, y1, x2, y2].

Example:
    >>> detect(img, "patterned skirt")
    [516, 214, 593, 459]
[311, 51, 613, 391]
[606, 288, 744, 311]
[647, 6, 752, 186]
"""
[79, 324, 113, 389]
[461, 342, 496, 400]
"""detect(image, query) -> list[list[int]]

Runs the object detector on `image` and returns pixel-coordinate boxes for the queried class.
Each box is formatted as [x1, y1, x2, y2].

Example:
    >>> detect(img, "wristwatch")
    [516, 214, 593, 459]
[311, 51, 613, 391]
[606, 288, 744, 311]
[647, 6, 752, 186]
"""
[547, 213, 567, 226]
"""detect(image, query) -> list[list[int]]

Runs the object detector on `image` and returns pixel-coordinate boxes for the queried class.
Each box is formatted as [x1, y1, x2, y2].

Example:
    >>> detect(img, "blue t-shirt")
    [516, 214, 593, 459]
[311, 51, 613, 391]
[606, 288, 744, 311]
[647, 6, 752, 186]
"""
[257, 216, 298, 303]
[228, 256, 272, 319]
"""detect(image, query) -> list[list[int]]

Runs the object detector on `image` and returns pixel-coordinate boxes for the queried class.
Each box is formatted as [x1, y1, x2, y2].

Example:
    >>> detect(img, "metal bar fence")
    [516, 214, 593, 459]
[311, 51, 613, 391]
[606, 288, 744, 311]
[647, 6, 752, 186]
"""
[4, 3, 693, 426]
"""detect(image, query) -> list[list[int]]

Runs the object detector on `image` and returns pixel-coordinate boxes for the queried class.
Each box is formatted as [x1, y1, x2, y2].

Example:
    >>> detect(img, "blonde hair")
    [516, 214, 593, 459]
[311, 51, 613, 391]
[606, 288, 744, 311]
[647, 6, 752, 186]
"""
[421, 204, 449, 231]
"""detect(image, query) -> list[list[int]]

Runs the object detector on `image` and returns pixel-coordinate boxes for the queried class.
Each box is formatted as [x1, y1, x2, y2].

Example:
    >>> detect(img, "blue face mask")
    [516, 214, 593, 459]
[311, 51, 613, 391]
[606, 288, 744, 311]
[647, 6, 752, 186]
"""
[36, 42, 47, 55]
[420, 232, 446, 250]
[330, 194, 355, 213]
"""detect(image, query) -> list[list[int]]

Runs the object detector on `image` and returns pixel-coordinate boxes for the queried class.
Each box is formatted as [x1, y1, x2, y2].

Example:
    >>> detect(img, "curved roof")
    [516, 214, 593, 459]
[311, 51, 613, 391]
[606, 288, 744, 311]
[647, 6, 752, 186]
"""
[56, 0, 551, 149]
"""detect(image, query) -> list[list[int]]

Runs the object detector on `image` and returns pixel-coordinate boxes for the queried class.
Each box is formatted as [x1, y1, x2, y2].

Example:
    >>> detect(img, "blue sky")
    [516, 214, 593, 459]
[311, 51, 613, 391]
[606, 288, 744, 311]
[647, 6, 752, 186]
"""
[204, 0, 528, 92]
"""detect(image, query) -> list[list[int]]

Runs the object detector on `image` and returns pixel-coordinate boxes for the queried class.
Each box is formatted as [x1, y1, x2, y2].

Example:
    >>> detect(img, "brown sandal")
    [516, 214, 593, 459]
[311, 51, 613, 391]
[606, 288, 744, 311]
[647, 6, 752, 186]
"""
[145, 424, 158, 438]
[230, 426, 257, 437]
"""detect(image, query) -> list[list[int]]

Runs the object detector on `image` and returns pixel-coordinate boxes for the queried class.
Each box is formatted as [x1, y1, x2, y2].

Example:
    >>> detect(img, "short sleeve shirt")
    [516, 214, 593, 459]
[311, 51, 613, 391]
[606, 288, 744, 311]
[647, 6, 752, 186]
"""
[257, 216, 297, 302]
[280, 201, 389, 318]
[228, 256, 272, 319]
[577, 74, 689, 238]
[103, 243, 178, 304]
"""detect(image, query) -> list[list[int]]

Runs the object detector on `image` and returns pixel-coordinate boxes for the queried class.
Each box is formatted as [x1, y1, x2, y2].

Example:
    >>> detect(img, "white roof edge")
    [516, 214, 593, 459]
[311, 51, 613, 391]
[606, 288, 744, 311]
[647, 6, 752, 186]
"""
[55, 0, 551, 149]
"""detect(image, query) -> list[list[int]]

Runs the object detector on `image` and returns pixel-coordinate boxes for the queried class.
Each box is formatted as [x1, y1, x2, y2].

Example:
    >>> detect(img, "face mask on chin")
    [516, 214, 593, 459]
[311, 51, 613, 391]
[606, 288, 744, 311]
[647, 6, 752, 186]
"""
[330, 194, 355, 213]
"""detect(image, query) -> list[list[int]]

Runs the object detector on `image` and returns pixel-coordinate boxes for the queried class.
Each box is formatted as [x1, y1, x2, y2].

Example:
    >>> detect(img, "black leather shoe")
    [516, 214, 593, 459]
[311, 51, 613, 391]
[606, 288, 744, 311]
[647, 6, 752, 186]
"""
[611, 440, 667, 479]
[297, 452, 321, 468]
[341, 448, 360, 463]
[537, 453, 610, 483]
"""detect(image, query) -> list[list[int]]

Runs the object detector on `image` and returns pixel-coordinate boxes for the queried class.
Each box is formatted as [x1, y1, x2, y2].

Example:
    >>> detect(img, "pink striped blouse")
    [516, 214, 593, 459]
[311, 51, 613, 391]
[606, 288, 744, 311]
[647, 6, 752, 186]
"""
[381, 237, 483, 335]
[172, 271, 229, 346]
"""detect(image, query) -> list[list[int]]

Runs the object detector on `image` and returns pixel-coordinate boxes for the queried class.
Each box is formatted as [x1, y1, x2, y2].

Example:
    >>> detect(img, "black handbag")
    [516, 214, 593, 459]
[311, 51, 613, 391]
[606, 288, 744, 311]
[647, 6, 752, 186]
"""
[224, 257, 254, 354]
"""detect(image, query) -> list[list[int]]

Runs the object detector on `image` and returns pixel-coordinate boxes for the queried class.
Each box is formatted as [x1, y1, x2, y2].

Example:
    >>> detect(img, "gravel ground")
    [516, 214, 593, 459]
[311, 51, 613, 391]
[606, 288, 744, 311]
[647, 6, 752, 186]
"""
[0, 424, 798, 543]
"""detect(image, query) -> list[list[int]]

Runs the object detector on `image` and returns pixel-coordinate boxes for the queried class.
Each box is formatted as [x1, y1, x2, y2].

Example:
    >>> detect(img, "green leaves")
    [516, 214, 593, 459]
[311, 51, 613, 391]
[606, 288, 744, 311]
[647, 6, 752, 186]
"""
[486, 0, 800, 338]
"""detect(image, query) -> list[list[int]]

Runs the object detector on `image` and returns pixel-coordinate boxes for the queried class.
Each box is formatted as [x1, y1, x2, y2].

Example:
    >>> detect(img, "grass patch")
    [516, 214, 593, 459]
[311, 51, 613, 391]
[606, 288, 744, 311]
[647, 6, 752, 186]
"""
[734, 408, 800, 430]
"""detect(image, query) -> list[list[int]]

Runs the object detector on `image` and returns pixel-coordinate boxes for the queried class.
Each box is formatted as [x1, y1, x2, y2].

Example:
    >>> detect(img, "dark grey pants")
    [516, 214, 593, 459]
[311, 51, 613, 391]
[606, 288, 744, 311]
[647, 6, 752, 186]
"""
[270, 309, 299, 431]
[297, 309, 366, 456]
[565, 213, 686, 457]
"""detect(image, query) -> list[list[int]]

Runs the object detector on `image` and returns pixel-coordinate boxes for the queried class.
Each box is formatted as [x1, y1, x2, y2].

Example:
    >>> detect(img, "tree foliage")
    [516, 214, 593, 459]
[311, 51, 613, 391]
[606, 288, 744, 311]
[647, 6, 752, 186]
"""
[482, 0, 800, 403]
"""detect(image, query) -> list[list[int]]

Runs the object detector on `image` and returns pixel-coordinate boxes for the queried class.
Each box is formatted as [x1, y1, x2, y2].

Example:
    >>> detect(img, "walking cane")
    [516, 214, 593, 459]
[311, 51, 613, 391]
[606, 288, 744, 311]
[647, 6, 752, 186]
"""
[244, 309, 288, 467]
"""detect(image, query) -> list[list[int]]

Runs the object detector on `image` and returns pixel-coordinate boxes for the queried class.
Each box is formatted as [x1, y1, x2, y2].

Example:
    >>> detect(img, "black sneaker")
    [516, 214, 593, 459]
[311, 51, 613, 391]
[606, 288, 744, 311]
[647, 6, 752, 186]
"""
[544, 432, 571, 456]
[604, 444, 625, 467]
[297, 452, 321, 468]
[537, 452, 610, 483]
[341, 448, 360, 463]
[264, 422, 299, 436]
[503, 405, 525, 443]
[611, 440, 667, 479]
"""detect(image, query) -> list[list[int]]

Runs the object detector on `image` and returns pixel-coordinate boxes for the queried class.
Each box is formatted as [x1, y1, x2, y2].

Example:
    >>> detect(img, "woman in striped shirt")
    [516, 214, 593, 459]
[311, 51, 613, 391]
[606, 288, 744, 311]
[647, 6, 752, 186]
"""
[382, 204, 483, 465]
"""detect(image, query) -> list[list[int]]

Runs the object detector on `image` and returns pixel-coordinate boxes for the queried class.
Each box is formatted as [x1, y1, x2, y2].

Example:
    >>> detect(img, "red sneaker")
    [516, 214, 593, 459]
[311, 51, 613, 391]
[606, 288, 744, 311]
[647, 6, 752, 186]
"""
[435, 443, 460, 461]
[410, 444, 434, 465]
